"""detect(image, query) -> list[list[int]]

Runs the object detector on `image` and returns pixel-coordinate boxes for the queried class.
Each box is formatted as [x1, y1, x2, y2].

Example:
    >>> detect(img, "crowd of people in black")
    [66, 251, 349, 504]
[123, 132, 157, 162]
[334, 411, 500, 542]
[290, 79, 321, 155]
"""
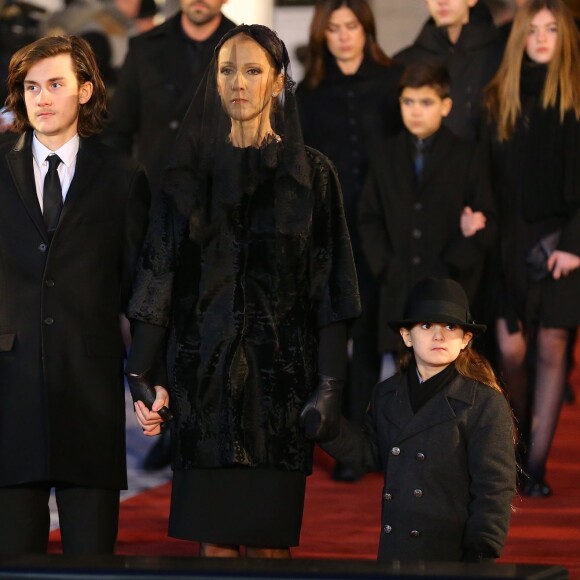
[0, 0, 578, 566]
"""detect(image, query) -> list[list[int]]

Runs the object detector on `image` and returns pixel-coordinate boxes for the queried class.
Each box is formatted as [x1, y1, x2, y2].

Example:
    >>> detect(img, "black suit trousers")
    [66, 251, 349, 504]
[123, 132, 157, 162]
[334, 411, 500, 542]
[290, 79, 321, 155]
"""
[0, 484, 120, 556]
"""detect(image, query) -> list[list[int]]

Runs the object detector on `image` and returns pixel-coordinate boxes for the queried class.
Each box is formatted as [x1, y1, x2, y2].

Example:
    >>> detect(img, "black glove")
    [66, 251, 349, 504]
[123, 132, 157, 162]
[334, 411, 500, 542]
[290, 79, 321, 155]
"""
[299, 375, 344, 441]
[126, 369, 173, 422]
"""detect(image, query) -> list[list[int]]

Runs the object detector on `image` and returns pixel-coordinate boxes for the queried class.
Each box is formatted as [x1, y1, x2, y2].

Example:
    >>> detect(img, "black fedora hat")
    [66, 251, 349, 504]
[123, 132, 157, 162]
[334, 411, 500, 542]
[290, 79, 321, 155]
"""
[388, 278, 486, 335]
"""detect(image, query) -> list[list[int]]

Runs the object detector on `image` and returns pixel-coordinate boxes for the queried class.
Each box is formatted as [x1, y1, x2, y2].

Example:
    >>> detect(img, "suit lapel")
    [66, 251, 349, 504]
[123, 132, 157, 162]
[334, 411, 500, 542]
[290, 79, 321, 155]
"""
[6, 132, 48, 240]
[394, 373, 473, 443]
[380, 374, 415, 431]
[417, 127, 453, 194]
[58, 138, 103, 225]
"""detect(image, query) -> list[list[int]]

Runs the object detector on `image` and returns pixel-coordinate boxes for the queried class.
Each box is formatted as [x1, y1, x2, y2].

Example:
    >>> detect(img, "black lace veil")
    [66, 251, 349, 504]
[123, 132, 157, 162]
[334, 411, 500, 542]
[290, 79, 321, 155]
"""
[163, 24, 311, 233]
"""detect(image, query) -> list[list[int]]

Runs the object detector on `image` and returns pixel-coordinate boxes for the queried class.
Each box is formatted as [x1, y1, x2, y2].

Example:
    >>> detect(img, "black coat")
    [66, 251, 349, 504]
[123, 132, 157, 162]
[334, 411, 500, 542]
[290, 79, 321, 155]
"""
[322, 370, 516, 562]
[359, 127, 496, 352]
[0, 133, 150, 489]
[128, 144, 361, 474]
[103, 13, 236, 195]
[395, 4, 504, 141]
[296, 57, 403, 244]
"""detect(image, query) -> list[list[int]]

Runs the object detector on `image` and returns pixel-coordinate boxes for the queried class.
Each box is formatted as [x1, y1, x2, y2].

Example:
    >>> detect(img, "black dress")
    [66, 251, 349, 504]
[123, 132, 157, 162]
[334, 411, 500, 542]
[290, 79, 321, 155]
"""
[488, 63, 580, 330]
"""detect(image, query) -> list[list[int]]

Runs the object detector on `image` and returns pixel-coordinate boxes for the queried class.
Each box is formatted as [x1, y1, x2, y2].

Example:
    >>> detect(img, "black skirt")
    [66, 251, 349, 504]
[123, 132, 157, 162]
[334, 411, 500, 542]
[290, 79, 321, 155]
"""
[169, 467, 306, 547]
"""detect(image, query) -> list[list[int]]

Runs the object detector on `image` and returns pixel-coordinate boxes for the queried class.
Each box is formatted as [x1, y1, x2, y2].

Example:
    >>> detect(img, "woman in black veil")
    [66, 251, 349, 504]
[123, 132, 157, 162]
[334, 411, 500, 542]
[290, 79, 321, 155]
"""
[125, 24, 361, 557]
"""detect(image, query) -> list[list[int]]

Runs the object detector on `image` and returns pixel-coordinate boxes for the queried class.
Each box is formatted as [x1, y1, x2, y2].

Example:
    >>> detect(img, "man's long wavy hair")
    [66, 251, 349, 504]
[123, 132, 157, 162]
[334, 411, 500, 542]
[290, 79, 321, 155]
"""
[302, 0, 393, 89]
[485, 0, 580, 141]
[5, 35, 107, 137]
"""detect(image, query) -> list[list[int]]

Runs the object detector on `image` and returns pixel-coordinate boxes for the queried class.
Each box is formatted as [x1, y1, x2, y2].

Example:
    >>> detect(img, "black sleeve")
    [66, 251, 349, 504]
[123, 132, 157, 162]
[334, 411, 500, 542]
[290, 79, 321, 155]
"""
[318, 321, 347, 380]
[126, 320, 167, 387]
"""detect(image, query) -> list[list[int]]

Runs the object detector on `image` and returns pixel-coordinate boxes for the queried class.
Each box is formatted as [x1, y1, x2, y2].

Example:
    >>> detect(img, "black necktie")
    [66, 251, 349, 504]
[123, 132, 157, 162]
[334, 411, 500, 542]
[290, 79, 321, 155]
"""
[414, 139, 425, 180]
[43, 154, 63, 235]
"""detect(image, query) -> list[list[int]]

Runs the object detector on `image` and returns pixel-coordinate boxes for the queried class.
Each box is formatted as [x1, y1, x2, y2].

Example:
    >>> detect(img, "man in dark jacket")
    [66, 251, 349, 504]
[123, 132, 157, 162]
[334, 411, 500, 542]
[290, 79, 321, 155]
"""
[0, 35, 150, 556]
[395, 0, 505, 141]
[103, 0, 235, 197]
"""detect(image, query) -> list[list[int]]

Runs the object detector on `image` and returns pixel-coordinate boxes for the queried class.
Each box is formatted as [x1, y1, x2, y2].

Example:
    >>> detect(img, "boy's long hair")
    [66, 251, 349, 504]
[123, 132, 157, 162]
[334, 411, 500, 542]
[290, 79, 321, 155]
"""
[302, 0, 392, 89]
[5, 35, 107, 137]
[485, 0, 580, 141]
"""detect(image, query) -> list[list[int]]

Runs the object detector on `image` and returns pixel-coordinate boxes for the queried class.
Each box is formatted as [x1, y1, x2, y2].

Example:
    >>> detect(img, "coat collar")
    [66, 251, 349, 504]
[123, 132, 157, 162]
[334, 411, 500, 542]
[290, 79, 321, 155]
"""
[7, 132, 46, 239]
[379, 369, 476, 443]
[323, 53, 390, 84]
[413, 4, 498, 55]
[6, 131, 103, 241]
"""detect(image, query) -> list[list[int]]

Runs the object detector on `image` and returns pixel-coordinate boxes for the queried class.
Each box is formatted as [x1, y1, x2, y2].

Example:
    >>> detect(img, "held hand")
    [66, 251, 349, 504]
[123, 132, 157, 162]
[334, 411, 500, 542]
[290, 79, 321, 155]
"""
[547, 250, 580, 279]
[460, 206, 486, 238]
[126, 369, 173, 421]
[299, 375, 344, 442]
[134, 386, 170, 437]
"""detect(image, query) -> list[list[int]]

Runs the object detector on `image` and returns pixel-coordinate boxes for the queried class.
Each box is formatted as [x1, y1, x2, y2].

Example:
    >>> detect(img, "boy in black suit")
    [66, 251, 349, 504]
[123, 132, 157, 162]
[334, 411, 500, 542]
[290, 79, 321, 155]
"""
[359, 62, 496, 376]
[0, 35, 151, 556]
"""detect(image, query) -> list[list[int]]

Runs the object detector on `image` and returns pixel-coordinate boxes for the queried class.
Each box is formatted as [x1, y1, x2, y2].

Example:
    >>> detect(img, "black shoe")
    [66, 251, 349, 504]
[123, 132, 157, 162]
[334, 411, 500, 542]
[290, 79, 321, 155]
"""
[142, 428, 171, 471]
[522, 479, 552, 497]
[332, 462, 362, 483]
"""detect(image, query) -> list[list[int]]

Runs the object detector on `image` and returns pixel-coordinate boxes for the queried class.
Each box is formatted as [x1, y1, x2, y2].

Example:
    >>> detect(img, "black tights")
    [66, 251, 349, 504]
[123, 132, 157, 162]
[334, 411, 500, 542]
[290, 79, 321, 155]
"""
[497, 319, 569, 481]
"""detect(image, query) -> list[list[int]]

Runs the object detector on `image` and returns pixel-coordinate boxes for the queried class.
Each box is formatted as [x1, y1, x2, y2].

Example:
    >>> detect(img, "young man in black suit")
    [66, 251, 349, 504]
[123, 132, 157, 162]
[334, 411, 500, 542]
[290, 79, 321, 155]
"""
[0, 35, 152, 556]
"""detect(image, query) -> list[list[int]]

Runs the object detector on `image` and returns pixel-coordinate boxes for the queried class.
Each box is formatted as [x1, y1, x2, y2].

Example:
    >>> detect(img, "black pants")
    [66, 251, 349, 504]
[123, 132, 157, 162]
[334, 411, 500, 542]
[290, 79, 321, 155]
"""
[0, 484, 120, 556]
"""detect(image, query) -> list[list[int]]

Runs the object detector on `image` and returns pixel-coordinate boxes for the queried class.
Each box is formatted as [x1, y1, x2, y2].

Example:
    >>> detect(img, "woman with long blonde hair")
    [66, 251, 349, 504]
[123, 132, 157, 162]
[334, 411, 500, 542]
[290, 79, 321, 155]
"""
[485, 0, 580, 497]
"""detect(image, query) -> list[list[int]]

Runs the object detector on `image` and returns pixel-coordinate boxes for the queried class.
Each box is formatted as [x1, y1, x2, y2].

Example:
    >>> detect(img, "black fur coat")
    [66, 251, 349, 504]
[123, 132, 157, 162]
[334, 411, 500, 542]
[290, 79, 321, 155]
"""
[128, 143, 361, 474]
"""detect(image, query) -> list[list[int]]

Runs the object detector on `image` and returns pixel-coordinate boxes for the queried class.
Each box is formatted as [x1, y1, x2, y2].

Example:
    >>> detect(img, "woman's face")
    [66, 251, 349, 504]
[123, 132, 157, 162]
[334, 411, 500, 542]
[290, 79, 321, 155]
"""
[324, 6, 366, 68]
[217, 34, 283, 124]
[525, 8, 558, 64]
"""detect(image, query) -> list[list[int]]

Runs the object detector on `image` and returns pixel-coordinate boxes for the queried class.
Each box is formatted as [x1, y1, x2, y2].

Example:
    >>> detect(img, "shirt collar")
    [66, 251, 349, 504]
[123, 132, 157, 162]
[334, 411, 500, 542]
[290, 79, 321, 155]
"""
[32, 133, 80, 168]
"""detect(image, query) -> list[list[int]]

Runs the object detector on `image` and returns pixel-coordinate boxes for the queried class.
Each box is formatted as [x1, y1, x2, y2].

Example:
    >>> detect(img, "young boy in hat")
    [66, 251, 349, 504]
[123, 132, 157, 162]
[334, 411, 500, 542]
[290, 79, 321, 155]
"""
[358, 61, 496, 375]
[311, 277, 516, 563]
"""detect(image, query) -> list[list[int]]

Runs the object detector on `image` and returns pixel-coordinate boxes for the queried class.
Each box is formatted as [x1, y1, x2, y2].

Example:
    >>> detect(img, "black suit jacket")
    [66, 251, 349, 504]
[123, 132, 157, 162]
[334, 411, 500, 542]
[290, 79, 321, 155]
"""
[103, 12, 236, 195]
[358, 127, 497, 351]
[0, 132, 150, 489]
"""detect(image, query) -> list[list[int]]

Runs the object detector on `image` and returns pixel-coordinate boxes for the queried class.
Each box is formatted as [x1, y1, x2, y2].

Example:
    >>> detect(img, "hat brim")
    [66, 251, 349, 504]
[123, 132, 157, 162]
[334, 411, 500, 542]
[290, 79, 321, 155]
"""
[388, 316, 486, 336]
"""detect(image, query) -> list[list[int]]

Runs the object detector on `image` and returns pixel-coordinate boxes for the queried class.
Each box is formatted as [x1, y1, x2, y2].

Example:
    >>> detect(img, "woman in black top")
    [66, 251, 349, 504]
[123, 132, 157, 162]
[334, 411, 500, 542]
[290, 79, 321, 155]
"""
[485, 0, 580, 496]
[296, 1, 402, 479]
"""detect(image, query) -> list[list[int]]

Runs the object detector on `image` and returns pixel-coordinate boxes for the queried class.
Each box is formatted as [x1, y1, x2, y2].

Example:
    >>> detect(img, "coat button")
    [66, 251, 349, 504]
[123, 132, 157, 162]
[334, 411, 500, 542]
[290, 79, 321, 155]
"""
[412, 228, 422, 239]
[43, 317, 54, 325]
[383, 492, 392, 501]
[410, 530, 421, 538]
[413, 489, 423, 498]
[383, 525, 393, 534]
[414, 202, 422, 211]
[391, 447, 401, 456]
[412, 256, 422, 265]
[169, 120, 179, 130]
[38, 243, 48, 252]
[45, 279, 55, 287]
[416, 452, 425, 461]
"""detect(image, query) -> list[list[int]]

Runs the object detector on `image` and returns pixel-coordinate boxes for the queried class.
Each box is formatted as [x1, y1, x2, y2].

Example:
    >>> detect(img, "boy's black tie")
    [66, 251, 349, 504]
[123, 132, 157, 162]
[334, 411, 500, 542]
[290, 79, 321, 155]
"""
[43, 154, 63, 236]
[414, 139, 425, 180]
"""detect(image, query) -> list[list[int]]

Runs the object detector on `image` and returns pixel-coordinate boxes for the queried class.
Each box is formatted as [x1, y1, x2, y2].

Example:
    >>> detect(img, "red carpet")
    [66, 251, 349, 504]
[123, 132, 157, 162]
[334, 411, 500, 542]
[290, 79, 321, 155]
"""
[49, 337, 580, 578]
